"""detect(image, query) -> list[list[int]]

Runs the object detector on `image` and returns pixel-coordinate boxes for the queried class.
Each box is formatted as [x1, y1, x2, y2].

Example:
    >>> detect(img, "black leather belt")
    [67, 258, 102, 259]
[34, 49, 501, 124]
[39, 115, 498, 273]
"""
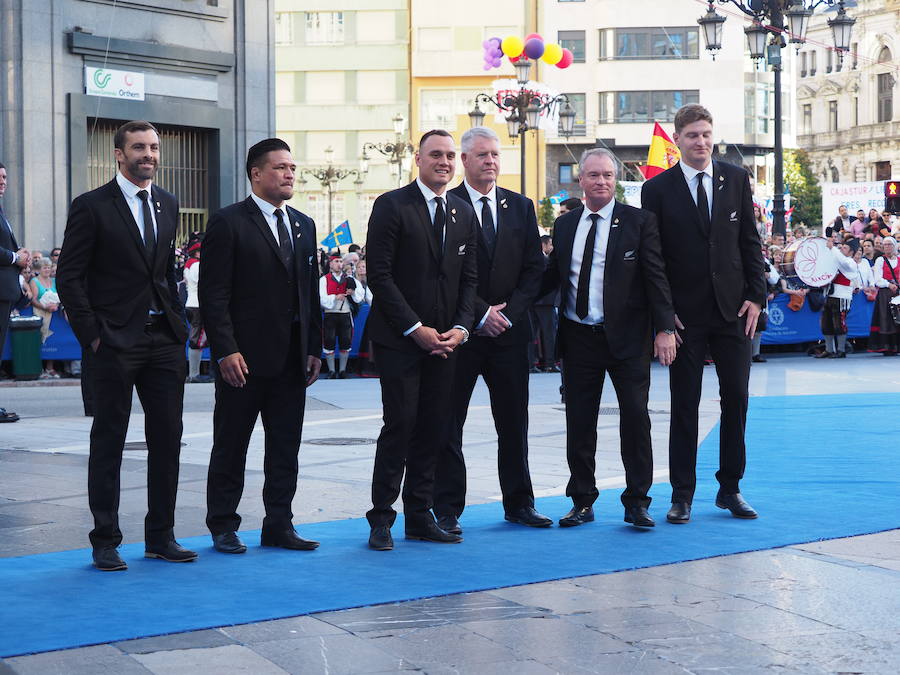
[566, 317, 604, 332]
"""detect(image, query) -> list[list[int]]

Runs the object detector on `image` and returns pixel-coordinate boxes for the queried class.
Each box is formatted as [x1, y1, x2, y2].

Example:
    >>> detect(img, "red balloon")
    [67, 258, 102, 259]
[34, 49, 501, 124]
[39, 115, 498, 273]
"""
[556, 48, 574, 69]
[525, 33, 543, 43]
[509, 55, 521, 63]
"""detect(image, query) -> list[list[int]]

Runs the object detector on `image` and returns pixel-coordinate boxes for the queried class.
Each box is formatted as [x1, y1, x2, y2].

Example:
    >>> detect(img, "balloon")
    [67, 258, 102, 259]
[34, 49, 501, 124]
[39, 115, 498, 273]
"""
[509, 55, 521, 63]
[525, 33, 543, 43]
[524, 38, 545, 60]
[483, 63, 492, 71]
[482, 40, 490, 49]
[489, 37, 502, 48]
[542, 42, 563, 65]
[492, 57, 502, 67]
[556, 48, 574, 69]
[501, 35, 524, 58]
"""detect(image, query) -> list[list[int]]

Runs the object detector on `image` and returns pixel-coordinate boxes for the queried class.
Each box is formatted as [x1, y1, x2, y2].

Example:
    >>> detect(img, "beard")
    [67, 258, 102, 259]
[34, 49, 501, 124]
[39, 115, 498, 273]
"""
[126, 157, 158, 181]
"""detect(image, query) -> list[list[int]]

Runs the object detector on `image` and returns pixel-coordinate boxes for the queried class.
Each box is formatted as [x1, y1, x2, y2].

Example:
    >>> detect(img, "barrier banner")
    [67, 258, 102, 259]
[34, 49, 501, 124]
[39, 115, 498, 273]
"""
[760, 292, 874, 345]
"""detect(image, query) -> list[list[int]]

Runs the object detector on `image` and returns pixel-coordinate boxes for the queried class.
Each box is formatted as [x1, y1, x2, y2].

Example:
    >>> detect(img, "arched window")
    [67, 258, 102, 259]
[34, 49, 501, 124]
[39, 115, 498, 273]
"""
[878, 47, 894, 123]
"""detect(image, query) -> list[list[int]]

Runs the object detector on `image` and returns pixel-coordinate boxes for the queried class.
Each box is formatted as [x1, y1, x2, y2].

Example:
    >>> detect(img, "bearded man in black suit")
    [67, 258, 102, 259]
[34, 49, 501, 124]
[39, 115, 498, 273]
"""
[200, 138, 323, 555]
[432, 126, 551, 534]
[57, 121, 194, 570]
[641, 104, 766, 524]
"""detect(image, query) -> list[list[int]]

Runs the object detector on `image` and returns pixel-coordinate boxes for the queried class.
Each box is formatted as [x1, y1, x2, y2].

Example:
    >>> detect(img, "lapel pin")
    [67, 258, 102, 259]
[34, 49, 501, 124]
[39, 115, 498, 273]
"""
[501, 199, 508, 209]
[719, 176, 724, 182]
[296, 233, 301, 238]
[451, 216, 457, 223]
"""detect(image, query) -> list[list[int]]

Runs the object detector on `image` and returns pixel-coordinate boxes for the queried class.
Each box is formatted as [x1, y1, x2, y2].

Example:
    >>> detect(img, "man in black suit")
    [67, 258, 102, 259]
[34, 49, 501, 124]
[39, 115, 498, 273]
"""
[57, 121, 195, 570]
[200, 138, 322, 555]
[0, 162, 30, 423]
[544, 148, 676, 528]
[365, 129, 478, 550]
[641, 104, 766, 523]
[432, 126, 550, 534]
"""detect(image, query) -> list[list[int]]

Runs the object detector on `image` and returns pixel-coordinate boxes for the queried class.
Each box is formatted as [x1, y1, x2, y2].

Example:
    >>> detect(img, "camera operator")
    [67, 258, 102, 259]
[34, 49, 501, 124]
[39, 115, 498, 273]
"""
[320, 255, 364, 378]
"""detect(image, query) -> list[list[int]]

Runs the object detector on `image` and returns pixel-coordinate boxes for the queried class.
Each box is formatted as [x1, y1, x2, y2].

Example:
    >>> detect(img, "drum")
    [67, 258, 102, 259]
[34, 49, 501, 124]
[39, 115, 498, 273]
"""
[779, 237, 838, 288]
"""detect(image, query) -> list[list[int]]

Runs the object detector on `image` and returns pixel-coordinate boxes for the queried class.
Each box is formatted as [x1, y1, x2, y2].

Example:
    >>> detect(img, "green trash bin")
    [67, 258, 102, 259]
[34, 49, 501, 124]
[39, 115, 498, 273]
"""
[10, 315, 43, 381]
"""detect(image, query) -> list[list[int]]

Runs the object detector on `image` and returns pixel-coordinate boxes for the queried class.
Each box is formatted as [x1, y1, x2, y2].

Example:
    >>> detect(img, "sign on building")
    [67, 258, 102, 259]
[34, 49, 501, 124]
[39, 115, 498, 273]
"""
[821, 181, 886, 221]
[84, 67, 145, 101]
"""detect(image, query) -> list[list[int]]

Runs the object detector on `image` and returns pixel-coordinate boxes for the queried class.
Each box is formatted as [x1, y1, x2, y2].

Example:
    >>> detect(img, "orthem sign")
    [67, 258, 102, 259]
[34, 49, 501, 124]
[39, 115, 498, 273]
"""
[85, 67, 145, 101]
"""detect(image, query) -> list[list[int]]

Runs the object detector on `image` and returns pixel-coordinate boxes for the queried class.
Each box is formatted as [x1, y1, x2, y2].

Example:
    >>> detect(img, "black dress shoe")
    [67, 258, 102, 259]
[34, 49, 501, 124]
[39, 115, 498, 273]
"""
[623, 506, 655, 528]
[92, 546, 127, 571]
[212, 531, 247, 554]
[145, 540, 198, 562]
[405, 519, 463, 543]
[368, 525, 394, 550]
[715, 492, 758, 519]
[505, 506, 553, 528]
[751, 354, 767, 363]
[666, 502, 691, 524]
[260, 528, 320, 550]
[558, 505, 594, 527]
[436, 514, 462, 535]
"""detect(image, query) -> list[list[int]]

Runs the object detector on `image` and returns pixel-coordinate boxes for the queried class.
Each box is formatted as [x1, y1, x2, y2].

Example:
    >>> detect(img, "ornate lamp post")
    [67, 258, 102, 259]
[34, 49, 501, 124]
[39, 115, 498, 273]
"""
[697, 0, 854, 236]
[298, 146, 366, 234]
[467, 59, 576, 195]
[360, 113, 415, 188]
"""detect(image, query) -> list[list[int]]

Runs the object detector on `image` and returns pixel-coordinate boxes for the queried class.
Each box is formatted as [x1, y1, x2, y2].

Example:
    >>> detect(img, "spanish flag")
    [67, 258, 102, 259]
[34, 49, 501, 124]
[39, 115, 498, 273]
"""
[639, 122, 681, 180]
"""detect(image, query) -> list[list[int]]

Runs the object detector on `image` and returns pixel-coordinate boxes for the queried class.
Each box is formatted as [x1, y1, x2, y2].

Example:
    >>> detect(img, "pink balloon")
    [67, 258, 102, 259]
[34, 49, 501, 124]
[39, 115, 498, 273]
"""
[556, 48, 574, 69]
[524, 38, 545, 60]
[525, 33, 543, 42]
[509, 55, 521, 63]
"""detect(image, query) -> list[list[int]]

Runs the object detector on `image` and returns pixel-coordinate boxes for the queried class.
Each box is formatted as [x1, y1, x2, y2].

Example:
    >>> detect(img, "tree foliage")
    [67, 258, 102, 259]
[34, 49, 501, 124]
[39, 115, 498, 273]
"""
[784, 149, 822, 229]
[538, 197, 555, 230]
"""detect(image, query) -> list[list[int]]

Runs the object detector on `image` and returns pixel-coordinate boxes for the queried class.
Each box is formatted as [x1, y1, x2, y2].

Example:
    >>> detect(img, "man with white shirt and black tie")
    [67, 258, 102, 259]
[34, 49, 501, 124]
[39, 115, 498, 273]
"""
[433, 127, 551, 534]
[57, 121, 194, 570]
[364, 129, 478, 550]
[543, 148, 676, 529]
[641, 104, 766, 524]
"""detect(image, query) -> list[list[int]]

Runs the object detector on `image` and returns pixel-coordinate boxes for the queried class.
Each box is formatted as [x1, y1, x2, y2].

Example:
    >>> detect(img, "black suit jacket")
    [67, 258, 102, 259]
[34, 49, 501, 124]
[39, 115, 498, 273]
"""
[199, 197, 322, 377]
[0, 205, 21, 303]
[640, 161, 766, 324]
[57, 179, 187, 350]
[543, 202, 674, 361]
[448, 184, 543, 345]
[365, 181, 478, 353]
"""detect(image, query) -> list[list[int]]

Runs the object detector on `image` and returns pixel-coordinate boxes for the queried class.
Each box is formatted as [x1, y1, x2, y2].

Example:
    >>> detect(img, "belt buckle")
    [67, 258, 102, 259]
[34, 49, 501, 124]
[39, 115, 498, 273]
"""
[591, 323, 604, 333]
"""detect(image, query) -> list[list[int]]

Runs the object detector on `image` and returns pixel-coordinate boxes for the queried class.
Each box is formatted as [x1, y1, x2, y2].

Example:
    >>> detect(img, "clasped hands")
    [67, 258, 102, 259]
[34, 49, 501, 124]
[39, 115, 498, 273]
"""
[410, 325, 465, 358]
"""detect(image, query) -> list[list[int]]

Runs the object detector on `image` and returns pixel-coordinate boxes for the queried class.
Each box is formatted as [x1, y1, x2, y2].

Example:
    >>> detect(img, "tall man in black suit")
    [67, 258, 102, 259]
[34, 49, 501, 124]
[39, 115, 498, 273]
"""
[200, 138, 322, 554]
[641, 104, 766, 523]
[57, 121, 195, 570]
[432, 126, 551, 534]
[544, 148, 676, 528]
[365, 129, 478, 550]
[0, 162, 30, 423]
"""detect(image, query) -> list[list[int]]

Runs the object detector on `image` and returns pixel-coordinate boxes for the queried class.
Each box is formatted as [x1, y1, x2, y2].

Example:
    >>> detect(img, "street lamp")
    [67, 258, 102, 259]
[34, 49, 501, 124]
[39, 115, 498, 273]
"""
[298, 146, 366, 234]
[467, 59, 576, 195]
[361, 113, 415, 188]
[697, 0, 855, 237]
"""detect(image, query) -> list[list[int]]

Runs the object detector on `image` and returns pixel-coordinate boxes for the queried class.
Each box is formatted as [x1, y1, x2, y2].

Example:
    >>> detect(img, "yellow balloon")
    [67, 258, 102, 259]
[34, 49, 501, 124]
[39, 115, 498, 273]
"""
[542, 43, 563, 65]
[501, 35, 525, 58]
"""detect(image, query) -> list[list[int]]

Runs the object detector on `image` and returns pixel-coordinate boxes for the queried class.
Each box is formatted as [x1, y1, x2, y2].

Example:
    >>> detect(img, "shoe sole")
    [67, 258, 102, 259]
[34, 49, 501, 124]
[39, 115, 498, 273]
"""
[144, 552, 198, 562]
[213, 546, 247, 554]
[260, 542, 319, 550]
[716, 504, 758, 519]
[666, 517, 690, 524]
[558, 517, 593, 528]
[504, 516, 552, 528]
[93, 562, 127, 571]
[623, 517, 655, 528]
[369, 543, 393, 551]
[404, 535, 463, 543]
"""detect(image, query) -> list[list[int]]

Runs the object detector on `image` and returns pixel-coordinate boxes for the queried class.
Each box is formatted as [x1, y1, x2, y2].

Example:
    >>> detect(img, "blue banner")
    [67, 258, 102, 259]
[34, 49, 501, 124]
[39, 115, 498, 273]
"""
[760, 292, 874, 345]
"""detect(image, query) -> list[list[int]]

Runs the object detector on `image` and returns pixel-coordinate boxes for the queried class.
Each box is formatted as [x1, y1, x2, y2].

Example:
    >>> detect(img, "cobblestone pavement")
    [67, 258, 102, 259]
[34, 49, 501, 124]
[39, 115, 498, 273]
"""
[2, 354, 898, 673]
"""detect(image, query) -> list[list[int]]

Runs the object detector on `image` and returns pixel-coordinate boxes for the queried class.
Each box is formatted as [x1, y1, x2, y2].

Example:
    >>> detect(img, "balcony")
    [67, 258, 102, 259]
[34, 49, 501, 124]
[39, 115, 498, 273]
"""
[798, 121, 900, 150]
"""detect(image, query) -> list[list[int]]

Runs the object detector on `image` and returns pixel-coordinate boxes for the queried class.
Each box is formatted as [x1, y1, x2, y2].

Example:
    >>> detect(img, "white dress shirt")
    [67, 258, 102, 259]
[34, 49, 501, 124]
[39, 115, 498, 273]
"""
[116, 172, 158, 243]
[250, 192, 294, 251]
[565, 199, 616, 325]
[679, 160, 713, 221]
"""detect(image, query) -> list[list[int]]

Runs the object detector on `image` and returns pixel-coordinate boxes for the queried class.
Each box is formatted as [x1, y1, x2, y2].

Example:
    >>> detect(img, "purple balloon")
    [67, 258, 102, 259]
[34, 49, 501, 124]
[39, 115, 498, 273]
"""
[490, 37, 502, 47]
[524, 38, 545, 60]
[492, 57, 502, 67]
[482, 40, 490, 49]
[483, 63, 492, 71]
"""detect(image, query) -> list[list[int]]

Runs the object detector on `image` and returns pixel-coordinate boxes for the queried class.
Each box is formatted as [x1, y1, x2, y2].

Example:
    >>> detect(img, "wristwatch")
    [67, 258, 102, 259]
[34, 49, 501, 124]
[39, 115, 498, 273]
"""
[458, 327, 470, 344]
[663, 329, 676, 335]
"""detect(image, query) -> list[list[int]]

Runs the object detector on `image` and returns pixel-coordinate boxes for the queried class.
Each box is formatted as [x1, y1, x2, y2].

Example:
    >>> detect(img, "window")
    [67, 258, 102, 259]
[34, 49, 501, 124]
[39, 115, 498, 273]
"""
[558, 30, 585, 63]
[598, 29, 608, 60]
[613, 27, 699, 60]
[419, 89, 473, 131]
[601, 90, 698, 124]
[875, 161, 892, 181]
[878, 48, 894, 123]
[851, 43, 858, 70]
[826, 49, 833, 74]
[853, 97, 859, 127]
[306, 12, 344, 45]
[809, 50, 817, 76]
[800, 52, 807, 78]
[828, 100, 838, 131]
[561, 93, 586, 136]
[801, 104, 811, 134]
[274, 12, 293, 46]
[559, 164, 575, 184]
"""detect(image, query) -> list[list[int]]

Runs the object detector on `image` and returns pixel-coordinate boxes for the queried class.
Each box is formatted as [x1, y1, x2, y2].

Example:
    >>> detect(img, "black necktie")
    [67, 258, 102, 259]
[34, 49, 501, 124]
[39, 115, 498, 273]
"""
[137, 190, 156, 258]
[696, 174, 711, 234]
[433, 196, 446, 251]
[274, 208, 294, 276]
[575, 213, 600, 320]
[480, 196, 496, 254]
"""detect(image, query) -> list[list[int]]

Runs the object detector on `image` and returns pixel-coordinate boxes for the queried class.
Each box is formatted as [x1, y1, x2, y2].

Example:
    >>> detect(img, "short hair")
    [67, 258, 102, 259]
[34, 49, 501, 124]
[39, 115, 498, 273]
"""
[540, 235, 552, 244]
[418, 129, 453, 151]
[246, 138, 291, 180]
[673, 104, 713, 133]
[114, 121, 159, 150]
[0, 162, 5, 170]
[460, 127, 499, 153]
[578, 148, 619, 177]
[560, 197, 583, 211]
[348, 243, 361, 253]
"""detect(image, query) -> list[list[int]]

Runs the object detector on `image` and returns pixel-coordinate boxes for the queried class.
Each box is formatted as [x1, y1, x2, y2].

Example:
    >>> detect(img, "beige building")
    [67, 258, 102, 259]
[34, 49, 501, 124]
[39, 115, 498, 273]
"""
[796, 0, 899, 182]
[275, 1, 411, 243]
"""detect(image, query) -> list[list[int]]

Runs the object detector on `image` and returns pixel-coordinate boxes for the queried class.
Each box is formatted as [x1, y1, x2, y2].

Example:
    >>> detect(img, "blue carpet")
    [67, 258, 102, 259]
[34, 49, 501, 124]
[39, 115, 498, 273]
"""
[3, 393, 899, 657]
